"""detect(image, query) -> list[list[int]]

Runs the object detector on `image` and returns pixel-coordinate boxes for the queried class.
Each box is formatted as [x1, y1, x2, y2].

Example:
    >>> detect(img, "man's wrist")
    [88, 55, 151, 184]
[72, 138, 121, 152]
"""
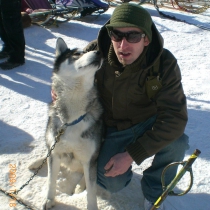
[124, 151, 133, 164]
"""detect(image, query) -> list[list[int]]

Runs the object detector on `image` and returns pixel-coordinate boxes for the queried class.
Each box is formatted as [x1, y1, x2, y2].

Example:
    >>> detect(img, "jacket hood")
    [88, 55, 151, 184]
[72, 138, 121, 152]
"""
[97, 19, 164, 69]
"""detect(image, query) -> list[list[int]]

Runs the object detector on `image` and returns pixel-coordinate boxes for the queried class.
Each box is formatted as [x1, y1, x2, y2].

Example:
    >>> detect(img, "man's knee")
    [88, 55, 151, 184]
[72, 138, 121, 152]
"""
[97, 170, 133, 193]
[160, 133, 189, 159]
[170, 133, 190, 158]
[178, 133, 189, 149]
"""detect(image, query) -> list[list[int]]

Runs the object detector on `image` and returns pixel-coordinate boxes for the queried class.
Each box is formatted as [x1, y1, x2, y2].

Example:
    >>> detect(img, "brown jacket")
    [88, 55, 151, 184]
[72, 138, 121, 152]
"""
[84, 21, 188, 165]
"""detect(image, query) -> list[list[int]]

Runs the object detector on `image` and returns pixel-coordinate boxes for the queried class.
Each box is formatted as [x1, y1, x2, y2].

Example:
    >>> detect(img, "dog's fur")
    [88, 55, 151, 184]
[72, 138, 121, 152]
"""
[43, 38, 103, 210]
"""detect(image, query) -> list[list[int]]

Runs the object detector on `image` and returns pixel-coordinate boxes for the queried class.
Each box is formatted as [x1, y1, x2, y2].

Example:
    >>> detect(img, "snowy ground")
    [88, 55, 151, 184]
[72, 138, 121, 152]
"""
[0, 3, 210, 210]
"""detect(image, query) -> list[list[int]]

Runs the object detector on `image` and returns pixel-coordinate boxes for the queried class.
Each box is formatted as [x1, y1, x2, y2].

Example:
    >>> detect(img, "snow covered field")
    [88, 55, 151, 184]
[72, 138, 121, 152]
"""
[0, 3, 210, 210]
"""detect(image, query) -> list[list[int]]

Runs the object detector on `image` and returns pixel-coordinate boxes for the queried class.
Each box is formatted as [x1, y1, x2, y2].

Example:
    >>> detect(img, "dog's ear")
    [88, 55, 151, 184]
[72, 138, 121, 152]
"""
[56, 38, 68, 57]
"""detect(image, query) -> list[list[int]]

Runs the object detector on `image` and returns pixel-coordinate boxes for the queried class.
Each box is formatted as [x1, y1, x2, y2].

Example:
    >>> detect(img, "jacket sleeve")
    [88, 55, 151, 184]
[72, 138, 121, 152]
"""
[126, 49, 188, 165]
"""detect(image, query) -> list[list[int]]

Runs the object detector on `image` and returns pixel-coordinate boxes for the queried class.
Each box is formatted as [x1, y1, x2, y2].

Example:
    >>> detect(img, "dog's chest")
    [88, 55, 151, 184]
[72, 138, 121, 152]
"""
[53, 122, 97, 160]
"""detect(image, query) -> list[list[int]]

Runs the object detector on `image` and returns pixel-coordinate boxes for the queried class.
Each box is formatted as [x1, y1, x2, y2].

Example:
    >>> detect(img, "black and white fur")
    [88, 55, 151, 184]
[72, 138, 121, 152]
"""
[43, 38, 103, 210]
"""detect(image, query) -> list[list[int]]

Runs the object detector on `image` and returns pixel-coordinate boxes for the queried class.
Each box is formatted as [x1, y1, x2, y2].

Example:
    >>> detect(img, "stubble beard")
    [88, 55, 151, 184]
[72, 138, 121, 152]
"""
[120, 58, 127, 67]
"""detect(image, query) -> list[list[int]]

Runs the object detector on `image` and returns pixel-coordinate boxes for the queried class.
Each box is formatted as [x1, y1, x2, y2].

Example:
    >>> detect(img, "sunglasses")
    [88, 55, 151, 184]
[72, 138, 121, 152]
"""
[109, 30, 146, 43]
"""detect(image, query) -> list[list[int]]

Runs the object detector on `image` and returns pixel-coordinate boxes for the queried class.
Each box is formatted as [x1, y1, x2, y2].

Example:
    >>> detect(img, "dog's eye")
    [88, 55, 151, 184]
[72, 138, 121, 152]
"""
[73, 52, 82, 56]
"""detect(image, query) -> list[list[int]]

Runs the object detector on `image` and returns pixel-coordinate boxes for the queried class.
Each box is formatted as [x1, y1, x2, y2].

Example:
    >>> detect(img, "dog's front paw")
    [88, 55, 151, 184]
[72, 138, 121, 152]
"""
[87, 204, 98, 210]
[42, 199, 55, 210]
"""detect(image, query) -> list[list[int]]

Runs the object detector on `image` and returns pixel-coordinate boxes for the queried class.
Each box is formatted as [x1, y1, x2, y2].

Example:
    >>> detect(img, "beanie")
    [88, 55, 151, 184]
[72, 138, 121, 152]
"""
[106, 3, 153, 42]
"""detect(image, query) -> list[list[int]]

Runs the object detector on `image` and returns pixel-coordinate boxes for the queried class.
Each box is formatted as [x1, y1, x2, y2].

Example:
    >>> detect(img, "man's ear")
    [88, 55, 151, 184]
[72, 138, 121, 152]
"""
[144, 36, 150, 46]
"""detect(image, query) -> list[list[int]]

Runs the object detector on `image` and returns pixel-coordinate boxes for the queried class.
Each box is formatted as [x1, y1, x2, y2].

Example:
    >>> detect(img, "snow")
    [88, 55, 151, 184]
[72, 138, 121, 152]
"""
[0, 3, 210, 210]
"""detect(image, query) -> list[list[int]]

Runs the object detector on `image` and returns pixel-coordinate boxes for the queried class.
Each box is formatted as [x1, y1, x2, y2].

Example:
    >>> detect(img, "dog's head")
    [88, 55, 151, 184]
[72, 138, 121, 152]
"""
[54, 38, 102, 79]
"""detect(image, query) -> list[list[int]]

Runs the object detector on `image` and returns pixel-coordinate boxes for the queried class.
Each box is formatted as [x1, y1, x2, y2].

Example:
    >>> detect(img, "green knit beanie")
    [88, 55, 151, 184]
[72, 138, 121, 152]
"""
[106, 3, 153, 42]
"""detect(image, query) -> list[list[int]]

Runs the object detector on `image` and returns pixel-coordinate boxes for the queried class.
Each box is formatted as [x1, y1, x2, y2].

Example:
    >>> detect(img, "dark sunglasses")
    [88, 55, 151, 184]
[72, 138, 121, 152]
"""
[109, 30, 146, 43]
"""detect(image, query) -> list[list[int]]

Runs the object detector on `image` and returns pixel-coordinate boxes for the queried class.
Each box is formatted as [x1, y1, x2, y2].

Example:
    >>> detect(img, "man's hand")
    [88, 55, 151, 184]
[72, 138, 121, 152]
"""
[51, 89, 57, 102]
[104, 151, 133, 177]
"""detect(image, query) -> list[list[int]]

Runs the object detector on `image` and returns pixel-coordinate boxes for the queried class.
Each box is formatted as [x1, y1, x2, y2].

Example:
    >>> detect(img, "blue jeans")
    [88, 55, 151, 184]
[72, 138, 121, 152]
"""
[97, 116, 189, 203]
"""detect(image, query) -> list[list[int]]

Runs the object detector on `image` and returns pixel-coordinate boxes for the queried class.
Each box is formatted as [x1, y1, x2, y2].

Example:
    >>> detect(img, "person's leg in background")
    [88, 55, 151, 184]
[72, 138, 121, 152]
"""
[0, 0, 25, 70]
[0, 5, 12, 58]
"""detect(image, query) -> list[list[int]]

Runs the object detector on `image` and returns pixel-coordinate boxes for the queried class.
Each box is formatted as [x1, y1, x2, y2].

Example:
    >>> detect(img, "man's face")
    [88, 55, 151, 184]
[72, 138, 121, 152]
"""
[111, 27, 150, 66]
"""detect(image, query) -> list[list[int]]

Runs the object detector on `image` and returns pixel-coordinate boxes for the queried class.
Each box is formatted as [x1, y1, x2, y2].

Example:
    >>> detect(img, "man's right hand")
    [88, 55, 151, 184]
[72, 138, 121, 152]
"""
[51, 89, 57, 102]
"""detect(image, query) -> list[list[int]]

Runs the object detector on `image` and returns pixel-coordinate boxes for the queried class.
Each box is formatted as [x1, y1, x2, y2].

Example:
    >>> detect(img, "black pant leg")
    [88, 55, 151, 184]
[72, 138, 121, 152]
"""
[0, 0, 25, 62]
[0, 5, 12, 52]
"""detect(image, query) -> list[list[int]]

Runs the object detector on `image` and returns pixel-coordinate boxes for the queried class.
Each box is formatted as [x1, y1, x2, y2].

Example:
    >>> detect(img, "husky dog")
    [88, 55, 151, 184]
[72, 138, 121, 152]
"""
[43, 38, 103, 210]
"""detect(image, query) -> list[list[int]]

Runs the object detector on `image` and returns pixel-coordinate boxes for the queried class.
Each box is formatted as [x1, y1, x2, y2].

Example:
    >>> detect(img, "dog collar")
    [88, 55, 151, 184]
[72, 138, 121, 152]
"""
[65, 114, 86, 126]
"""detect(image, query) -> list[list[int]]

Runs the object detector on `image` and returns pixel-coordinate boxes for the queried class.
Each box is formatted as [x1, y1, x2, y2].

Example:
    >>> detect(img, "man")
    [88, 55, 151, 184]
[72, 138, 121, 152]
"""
[0, 0, 25, 70]
[83, 3, 189, 210]
[52, 3, 189, 209]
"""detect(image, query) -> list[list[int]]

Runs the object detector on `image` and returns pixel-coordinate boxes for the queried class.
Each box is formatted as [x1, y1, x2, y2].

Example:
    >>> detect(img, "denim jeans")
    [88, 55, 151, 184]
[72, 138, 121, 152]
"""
[97, 116, 189, 203]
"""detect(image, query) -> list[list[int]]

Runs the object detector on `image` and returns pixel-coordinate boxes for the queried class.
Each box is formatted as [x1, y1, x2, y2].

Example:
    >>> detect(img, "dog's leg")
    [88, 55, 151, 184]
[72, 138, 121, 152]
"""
[83, 162, 98, 210]
[75, 174, 86, 194]
[43, 153, 60, 210]
[65, 171, 84, 195]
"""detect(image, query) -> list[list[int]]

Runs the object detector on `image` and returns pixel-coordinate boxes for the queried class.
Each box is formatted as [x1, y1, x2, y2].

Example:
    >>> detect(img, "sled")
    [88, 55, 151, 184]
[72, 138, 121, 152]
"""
[106, 0, 210, 30]
[108, 0, 210, 14]
[21, 0, 109, 27]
